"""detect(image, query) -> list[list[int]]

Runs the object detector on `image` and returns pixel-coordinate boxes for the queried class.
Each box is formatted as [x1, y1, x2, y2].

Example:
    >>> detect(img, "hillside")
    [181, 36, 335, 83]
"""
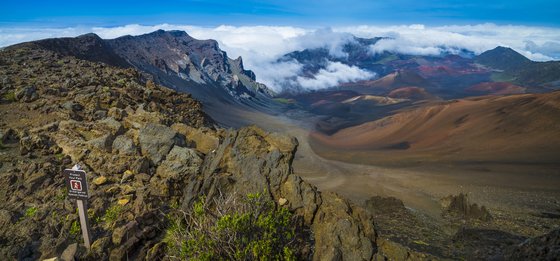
[310, 91, 560, 166]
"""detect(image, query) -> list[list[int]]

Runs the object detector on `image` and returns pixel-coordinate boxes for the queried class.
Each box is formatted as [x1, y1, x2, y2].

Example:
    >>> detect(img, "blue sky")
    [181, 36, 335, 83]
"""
[1, 0, 559, 27]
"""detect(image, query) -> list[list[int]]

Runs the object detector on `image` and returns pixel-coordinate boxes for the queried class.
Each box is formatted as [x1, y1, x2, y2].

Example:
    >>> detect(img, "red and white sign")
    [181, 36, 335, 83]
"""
[64, 169, 89, 199]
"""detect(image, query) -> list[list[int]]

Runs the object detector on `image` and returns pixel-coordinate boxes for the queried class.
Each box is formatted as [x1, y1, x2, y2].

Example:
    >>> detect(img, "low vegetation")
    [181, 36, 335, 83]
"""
[2, 91, 16, 102]
[164, 192, 301, 260]
[69, 220, 81, 236]
[24, 206, 38, 218]
[102, 204, 123, 228]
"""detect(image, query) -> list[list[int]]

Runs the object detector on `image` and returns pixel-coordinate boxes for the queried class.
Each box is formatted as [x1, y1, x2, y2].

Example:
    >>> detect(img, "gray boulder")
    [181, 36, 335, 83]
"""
[112, 135, 137, 155]
[156, 146, 203, 178]
[138, 123, 185, 165]
[151, 146, 203, 196]
[15, 86, 38, 102]
[98, 117, 124, 136]
[87, 134, 113, 152]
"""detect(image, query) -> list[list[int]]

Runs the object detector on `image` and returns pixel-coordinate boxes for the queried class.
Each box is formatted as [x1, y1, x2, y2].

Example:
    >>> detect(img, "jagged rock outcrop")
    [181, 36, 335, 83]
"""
[107, 30, 273, 99]
[180, 126, 377, 260]
[441, 193, 492, 221]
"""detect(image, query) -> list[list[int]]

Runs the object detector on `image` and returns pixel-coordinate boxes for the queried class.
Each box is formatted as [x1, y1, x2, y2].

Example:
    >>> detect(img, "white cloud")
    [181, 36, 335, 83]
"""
[255, 60, 303, 92]
[296, 62, 375, 90]
[335, 23, 560, 61]
[1, 23, 560, 91]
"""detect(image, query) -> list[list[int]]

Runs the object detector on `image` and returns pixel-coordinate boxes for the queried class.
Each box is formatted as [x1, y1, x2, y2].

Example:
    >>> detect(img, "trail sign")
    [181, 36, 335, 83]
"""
[64, 169, 89, 199]
[64, 165, 93, 249]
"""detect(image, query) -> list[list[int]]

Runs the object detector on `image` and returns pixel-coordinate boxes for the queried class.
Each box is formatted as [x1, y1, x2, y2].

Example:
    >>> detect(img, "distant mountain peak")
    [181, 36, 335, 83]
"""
[76, 32, 103, 40]
[475, 46, 531, 70]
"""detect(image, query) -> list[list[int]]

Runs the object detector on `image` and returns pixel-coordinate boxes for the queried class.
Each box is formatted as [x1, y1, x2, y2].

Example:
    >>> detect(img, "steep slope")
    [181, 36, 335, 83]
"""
[311, 91, 560, 166]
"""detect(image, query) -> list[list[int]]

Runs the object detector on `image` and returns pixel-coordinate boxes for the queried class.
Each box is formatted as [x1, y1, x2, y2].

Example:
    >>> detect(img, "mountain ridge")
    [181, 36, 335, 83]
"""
[10, 31, 279, 121]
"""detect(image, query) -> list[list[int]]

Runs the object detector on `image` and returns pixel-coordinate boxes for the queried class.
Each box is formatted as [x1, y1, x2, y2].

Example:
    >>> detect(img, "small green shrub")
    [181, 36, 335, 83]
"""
[70, 220, 81, 236]
[102, 204, 123, 227]
[169, 200, 180, 210]
[54, 153, 65, 160]
[24, 207, 38, 218]
[55, 190, 67, 201]
[2, 91, 16, 102]
[164, 192, 300, 260]
[116, 78, 127, 86]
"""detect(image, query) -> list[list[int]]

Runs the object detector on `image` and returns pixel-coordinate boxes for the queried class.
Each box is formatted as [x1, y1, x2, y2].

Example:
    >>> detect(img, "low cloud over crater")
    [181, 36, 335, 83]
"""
[2, 23, 559, 92]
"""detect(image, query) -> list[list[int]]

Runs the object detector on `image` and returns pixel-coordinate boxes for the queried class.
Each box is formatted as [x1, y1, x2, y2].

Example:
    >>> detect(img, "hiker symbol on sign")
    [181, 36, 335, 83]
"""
[70, 180, 82, 191]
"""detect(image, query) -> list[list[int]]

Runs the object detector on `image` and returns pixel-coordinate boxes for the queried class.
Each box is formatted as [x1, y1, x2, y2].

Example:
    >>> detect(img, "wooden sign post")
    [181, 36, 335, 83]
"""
[64, 165, 93, 249]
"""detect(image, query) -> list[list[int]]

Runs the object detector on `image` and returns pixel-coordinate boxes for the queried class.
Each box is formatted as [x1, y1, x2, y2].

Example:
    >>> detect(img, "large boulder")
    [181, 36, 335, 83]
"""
[15, 86, 38, 102]
[87, 134, 113, 152]
[171, 123, 219, 154]
[112, 135, 137, 155]
[98, 117, 124, 136]
[156, 146, 203, 178]
[138, 123, 185, 164]
[151, 146, 203, 197]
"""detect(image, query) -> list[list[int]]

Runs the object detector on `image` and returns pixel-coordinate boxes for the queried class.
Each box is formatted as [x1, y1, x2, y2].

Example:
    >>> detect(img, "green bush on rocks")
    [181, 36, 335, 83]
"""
[164, 192, 298, 260]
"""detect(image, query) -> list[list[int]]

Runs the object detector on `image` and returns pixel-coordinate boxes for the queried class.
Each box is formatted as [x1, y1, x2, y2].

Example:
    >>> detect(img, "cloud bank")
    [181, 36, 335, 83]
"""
[2, 23, 560, 91]
[297, 62, 375, 90]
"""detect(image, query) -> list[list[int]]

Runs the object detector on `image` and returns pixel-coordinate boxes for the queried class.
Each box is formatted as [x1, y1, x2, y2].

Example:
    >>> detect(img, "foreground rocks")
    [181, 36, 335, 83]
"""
[0, 45, 213, 260]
